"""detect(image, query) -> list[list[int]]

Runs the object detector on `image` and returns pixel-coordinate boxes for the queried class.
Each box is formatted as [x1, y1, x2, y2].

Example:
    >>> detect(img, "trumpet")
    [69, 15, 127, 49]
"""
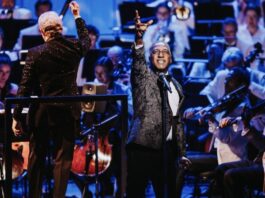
[168, 0, 191, 20]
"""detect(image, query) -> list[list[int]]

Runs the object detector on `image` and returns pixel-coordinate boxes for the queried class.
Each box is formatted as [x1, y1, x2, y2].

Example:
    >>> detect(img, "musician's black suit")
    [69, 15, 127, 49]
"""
[13, 17, 90, 198]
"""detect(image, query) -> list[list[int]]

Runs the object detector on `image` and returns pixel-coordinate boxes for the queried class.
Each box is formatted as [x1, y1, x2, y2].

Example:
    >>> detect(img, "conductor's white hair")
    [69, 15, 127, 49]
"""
[38, 11, 63, 33]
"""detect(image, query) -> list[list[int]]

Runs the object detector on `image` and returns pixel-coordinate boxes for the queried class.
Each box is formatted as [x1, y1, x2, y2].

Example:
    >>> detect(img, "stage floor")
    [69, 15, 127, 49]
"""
[11, 174, 218, 198]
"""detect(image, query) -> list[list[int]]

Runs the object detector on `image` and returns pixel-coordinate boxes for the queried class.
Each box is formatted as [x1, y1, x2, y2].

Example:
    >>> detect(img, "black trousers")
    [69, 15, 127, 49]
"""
[215, 160, 264, 198]
[27, 106, 78, 198]
[126, 142, 184, 198]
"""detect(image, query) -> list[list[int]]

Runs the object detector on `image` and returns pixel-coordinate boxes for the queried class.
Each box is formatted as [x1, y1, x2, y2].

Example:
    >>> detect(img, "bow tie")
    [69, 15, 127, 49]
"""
[165, 74, 172, 81]
[156, 72, 171, 79]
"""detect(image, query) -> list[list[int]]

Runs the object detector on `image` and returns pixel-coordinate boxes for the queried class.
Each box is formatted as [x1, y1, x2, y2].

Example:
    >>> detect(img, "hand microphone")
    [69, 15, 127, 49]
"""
[59, 0, 72, 19]
[159, 73, 172, 93]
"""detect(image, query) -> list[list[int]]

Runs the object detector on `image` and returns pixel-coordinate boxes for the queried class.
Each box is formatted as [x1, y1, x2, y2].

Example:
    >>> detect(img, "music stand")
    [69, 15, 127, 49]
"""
[79, 114, 119, 198]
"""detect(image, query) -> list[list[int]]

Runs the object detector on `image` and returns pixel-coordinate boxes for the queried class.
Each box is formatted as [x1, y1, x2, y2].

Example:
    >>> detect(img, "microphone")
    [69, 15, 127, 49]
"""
[59, 0, 72, 19]
[159, 73, 172, 93]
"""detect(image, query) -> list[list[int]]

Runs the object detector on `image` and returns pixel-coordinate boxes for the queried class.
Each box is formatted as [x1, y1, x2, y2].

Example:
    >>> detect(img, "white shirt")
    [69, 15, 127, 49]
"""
[167, 79, 180, 140]
[200, 68, 265, 103]
[189, 62, 212, 79]
[237, 25, 265, 71]
[208, 104, 248, 164]
[237, 25, 265, 46]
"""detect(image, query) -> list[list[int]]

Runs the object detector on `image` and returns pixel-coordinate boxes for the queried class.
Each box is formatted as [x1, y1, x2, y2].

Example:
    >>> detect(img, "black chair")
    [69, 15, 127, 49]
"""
[186, 151, 218, 197]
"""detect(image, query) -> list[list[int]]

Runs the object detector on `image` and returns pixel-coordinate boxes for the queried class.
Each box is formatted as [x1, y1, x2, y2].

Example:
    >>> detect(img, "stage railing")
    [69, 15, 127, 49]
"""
[4, 94, 128, 198]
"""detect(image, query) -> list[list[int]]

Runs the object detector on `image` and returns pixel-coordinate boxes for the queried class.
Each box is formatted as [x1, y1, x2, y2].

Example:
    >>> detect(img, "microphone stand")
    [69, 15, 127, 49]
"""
[161, 80, 170, 198]
[81, 114, 119, 198]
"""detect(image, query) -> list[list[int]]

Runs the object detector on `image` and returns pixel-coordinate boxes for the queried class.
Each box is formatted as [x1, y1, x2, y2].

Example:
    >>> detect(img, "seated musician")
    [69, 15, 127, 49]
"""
[184, 67, 252, 165]
[107, 45, 131, 86]
[215, 102, 265, 198]
[13, 0, 52, 50]
[0, 53, 18, 109]
[189, 42, 223, 79]
[200, 47, 265, 103]
[93, 56, 133, 117]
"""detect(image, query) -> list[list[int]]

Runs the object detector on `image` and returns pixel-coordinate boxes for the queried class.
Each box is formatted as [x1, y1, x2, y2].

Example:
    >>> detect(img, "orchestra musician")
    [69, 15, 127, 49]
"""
[143, 2, 188, 61]
[215, 100, 265, 198]
[0, 53, 18, 109]
[184, 67, 252, 165]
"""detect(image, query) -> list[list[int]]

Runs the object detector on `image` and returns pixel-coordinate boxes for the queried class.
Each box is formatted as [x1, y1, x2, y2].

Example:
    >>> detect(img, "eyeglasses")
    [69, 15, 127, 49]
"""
[152, 49, 170, 55]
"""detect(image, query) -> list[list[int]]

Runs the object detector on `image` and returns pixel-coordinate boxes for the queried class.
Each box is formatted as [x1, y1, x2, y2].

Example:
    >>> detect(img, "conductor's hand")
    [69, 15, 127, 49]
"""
[12, 118, 24, 137]
[134, 10, 153, 44]
[69, 1, 80, 18]
[179, 156, 192, 170]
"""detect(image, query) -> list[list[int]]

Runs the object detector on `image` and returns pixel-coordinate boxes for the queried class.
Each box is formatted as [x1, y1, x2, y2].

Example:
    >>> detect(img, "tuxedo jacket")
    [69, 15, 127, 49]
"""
[13, 18, 90, 123]
[127, 45, 186, 156]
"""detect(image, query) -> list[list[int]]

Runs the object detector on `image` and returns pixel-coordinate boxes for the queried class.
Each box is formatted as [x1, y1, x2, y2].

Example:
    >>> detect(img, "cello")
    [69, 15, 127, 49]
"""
[71, 127, 113, 177]
[71, 83, 117, 177]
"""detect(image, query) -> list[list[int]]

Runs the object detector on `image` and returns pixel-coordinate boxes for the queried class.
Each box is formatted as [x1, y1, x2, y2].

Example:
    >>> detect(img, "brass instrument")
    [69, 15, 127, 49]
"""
[173, 0, 191, 20]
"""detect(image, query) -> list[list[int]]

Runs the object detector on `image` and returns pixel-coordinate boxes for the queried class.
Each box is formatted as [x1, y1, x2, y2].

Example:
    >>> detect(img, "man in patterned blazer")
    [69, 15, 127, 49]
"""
[12, 2, 90, 197]
[126, 10, 191, 198]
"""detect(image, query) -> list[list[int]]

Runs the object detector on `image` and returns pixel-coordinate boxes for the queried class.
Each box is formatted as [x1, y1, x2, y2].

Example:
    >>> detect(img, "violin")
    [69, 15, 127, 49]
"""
[191, 85, 248, 121]
[244, 42, 263, 68]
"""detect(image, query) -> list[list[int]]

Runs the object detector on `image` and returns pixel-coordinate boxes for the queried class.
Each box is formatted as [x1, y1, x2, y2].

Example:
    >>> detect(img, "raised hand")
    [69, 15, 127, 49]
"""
[134, 10, 153, 44]
[69, 1, 80, 18]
